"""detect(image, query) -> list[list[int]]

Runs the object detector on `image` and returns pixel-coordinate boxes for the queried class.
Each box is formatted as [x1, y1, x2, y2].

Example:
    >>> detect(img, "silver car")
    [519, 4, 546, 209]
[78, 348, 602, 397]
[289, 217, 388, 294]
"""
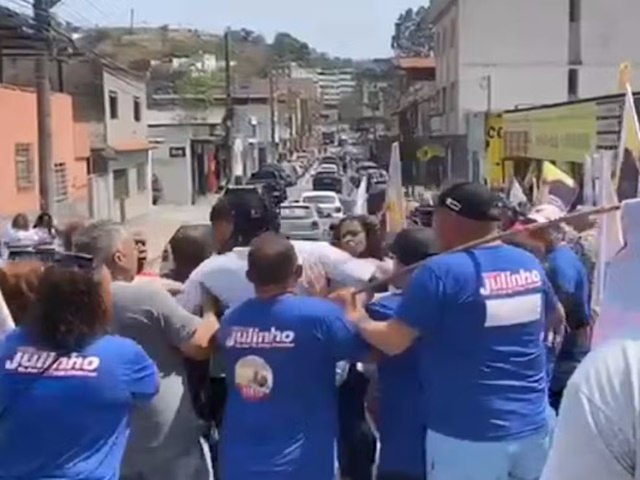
[279, 203, 324, 241]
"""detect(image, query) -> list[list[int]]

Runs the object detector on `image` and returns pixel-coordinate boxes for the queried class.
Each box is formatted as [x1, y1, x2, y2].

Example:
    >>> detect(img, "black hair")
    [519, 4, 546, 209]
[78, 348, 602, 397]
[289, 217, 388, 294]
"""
[247, 232, 297, 287]
[221, 187, 281, 248]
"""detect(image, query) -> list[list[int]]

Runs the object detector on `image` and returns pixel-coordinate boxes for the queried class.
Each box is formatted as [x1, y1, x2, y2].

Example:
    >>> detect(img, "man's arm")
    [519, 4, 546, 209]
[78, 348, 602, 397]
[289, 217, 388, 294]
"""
[542, 272, 566, 354]
[148, 284, 219, 361]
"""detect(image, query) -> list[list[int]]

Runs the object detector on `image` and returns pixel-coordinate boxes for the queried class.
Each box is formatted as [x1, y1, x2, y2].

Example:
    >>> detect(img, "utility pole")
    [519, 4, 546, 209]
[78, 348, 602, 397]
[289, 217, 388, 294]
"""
[129, 9, 135, 33]
[268, 69, 277, 161]
[223, 29, 234, 183]
[483, 74, 493, 113]
[34, 0, 60, 215]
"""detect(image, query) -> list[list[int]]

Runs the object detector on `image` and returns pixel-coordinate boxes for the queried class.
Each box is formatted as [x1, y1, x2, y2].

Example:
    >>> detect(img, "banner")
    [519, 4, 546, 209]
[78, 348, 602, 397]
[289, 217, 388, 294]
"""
[385, 142, 405, 234]
[537, 161, 579, 211]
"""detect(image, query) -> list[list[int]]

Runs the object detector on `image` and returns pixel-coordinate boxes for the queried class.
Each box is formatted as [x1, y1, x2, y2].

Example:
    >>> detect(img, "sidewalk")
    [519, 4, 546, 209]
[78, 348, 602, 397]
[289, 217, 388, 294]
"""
[126, 194, 218, 269]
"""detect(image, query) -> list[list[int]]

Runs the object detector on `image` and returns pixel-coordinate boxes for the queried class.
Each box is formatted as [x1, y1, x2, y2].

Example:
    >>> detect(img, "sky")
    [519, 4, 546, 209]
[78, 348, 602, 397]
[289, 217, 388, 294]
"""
[43, 0, 423, 59]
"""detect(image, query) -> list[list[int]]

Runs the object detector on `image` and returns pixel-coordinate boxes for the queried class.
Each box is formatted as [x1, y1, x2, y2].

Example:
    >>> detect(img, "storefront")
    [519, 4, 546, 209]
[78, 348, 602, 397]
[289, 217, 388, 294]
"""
[497, 93, 638, 191]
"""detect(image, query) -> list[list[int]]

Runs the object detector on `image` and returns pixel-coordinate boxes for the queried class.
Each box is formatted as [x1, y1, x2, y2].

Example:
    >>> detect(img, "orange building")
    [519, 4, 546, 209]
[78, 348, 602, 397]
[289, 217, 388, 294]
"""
[0, 85, 90, 220]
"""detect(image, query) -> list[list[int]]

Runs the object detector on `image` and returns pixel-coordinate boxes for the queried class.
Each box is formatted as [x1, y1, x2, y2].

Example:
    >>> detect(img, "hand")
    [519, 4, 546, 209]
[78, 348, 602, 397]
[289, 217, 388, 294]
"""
[328, 288, 366, 323]
[300, 261, 328, 297]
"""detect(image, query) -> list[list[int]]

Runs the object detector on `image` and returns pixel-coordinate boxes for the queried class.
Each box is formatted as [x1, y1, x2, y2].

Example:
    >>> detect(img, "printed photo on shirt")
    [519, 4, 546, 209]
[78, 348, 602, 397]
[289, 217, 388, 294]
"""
[234, 355, 274, 401]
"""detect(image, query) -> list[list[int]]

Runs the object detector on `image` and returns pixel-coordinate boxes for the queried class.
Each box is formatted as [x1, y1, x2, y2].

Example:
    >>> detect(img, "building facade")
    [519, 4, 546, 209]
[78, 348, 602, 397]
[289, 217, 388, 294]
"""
[2, 56, 154, 222]
[316, 68, 357, 106]
[428, 0, 640, 181]
[0, 86, 90, 221]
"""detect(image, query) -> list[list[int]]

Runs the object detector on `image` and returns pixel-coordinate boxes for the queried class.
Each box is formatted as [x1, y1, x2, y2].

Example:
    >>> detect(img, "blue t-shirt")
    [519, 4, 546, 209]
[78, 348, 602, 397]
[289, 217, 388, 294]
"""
[546, 244, 591, 388]
[396, 244, 558, 442]
[218, 294, 367, 480]
[366, 293, 425, 477]
[0, 328, 158, 479]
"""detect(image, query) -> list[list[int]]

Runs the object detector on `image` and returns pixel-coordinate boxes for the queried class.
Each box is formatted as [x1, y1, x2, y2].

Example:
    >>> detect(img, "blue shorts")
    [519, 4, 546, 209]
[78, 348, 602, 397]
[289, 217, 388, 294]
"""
[426, 428, 551, 480]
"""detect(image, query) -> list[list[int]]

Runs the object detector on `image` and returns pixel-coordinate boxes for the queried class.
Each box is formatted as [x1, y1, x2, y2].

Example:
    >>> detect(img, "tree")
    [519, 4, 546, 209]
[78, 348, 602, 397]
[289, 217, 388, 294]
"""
[391, 5, 434, 57]
[271, 32, 311, 64]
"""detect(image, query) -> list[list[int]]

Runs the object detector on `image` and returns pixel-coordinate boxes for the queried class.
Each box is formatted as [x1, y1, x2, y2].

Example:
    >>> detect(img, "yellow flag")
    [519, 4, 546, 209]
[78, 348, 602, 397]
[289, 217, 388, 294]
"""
[615, 85, 640, 201]
[537, 161, 578, 211]
[619, 63, 631, 92]
[385, 142, 405, 233]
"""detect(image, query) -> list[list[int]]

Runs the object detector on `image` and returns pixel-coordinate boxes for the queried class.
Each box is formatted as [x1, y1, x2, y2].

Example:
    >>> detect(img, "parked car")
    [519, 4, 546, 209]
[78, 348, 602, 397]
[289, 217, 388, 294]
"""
[300, 191, 344, 218]
[312, 173, 343, 194]
[260, 163, 296, 187]
[356, 161, 379, 176]
[316, 164, 339, 176]
[279, 203, 323, 241]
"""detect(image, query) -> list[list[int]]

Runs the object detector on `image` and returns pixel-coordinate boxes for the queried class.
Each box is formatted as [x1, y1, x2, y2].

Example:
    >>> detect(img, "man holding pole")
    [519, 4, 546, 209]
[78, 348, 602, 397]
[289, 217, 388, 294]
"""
[332, 181, 565, 480]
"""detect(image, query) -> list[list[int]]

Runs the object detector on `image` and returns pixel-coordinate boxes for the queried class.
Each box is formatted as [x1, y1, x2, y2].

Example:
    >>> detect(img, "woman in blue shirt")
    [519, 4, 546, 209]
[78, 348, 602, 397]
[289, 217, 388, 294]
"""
[0, 254, 159, 479]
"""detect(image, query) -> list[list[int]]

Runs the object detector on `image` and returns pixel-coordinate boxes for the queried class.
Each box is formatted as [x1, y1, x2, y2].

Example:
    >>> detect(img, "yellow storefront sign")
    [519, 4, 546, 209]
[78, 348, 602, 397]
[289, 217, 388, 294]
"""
[485, 114, 507, 186]
[503, 102, 597, 163]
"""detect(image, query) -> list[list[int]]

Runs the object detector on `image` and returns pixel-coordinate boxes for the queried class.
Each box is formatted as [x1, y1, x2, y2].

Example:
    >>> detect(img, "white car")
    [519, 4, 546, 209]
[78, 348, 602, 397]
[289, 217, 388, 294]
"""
[300, 191, 344, 219]
[279, 203, 324, 241]
[316, 164, 339, 175]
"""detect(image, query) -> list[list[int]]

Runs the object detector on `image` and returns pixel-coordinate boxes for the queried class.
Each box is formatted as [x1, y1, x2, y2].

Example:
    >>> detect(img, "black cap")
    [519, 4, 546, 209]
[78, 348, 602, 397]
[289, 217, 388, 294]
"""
[389, 227, 438, 266]
[437, 182, 502, 221]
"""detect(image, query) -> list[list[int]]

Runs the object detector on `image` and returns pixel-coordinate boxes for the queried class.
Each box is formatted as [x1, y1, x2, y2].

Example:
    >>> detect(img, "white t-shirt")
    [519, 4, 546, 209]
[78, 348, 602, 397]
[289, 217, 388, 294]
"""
[176, 240, 381, 313]
[541, 339, 640, 480]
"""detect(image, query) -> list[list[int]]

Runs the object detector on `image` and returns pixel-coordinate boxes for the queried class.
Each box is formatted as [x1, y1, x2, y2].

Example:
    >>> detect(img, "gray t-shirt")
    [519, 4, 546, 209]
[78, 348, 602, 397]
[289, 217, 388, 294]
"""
[541, 339, 640, 480]
[110, 281, 202, 460]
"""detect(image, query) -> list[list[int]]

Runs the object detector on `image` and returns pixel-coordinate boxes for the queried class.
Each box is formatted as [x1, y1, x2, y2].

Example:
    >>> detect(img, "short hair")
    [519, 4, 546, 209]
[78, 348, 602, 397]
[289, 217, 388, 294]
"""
[209, 198, 233, 224]
[73, 220, 130, 266]
[170, 228, 212, 267]
[247, 232, 298, 287]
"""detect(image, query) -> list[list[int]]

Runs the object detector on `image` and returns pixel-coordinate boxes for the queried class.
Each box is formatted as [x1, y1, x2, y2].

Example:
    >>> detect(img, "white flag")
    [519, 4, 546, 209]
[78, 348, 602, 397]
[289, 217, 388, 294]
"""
[353, 175, 368, 215]
[507, 178, 527, 206]
[385, 142, 404, 234]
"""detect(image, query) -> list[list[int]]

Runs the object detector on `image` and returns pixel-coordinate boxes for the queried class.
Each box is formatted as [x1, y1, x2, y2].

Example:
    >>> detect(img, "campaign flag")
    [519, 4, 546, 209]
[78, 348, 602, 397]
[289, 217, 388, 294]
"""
[537, 161, 579, 211]
[507, 177, 528, 206]
[592, 76, 640, 346]
[385, 142, 405, 234]
[353, 175, 368, 215]
[583, 154, 595, 206]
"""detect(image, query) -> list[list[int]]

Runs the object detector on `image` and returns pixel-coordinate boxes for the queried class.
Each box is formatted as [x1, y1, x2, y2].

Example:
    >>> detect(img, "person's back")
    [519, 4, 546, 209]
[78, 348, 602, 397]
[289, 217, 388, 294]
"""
[109, 281, 204, 464]
[218, 294, 364, 480]
[414, 244, 550, 440]
[0, 328, 157, 479]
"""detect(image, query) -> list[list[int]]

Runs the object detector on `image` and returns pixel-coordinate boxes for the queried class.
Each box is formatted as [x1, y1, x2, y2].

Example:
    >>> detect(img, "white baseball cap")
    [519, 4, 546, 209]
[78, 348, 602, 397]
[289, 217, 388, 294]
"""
[526, 204, 565, 223]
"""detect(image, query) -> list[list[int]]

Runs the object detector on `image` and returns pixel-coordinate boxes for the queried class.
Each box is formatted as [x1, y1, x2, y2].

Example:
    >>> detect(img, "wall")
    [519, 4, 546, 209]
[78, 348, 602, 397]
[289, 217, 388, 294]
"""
[452, 0, 570, 133]
[148, 124, 195, 205]
[109, 151, 151, 221]
[577, 0, 640, 97]
[0, 87, 89, 220]
[102, 69, 148, 147]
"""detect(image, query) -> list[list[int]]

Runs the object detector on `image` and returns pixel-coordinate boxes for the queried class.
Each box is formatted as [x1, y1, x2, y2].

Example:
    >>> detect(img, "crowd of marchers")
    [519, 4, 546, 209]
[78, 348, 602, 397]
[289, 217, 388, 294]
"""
[0, 180, 632, 480]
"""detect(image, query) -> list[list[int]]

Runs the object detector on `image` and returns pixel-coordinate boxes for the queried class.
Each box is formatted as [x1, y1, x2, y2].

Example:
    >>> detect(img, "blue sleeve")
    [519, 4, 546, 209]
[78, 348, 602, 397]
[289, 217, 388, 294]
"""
[122, 341, 159, 403]
[396, 264, 444, 334]
[316, 302, 370, 362]
[365, 299, 395, 322]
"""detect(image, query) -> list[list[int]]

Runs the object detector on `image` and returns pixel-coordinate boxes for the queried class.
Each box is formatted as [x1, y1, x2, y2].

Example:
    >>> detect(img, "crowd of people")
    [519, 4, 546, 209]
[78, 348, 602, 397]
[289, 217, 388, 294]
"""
[0, 179, 625, 480]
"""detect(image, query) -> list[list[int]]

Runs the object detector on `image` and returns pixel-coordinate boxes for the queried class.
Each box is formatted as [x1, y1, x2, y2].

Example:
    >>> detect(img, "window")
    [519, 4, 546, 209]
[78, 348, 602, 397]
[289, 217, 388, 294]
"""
[53, 162, 68, 203]
[133, 96, 141, 122]
[15, 143, 35, 190]
[136, 163, 148, 192]
[113, 169, 129, 199]
[568, 68, 579, 99]
[108, 90, 119, 119]
[569, 0, 581, 22]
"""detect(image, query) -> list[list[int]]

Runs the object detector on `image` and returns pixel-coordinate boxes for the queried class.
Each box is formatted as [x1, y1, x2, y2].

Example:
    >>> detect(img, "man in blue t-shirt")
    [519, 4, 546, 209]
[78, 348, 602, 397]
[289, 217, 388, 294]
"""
[365, 226, 438, 480]
[216, 232, 368, 480]
[524, 204, 591, 412]
[332, 182, 565, 480]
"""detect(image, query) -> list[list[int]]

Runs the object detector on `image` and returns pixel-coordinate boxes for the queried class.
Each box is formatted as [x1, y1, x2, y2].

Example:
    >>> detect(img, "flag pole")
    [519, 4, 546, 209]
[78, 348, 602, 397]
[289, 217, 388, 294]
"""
[356, 203, 621, 295]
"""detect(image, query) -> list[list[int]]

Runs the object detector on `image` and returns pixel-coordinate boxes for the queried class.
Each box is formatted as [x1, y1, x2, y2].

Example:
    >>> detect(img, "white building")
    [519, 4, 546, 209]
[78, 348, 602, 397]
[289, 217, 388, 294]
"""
[430, 0, 640, 137]
[316, 68, 357, 106]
